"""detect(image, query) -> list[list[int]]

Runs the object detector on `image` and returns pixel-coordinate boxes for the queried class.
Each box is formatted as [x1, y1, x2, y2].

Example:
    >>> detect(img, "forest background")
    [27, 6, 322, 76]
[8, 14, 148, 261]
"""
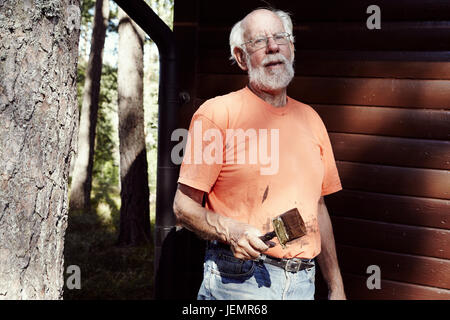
[65, 0, 173, 299]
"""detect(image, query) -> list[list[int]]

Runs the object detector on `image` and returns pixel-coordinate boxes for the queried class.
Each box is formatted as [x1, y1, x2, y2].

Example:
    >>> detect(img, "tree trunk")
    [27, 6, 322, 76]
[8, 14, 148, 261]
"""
[117, 8, 151, 246]
[69, 0, 109, 213]
[0, 0, 80, 299]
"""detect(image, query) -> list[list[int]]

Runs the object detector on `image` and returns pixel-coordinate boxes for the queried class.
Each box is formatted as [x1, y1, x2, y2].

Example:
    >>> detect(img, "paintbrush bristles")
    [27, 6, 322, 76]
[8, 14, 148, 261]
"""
[279, 208, 307, 240]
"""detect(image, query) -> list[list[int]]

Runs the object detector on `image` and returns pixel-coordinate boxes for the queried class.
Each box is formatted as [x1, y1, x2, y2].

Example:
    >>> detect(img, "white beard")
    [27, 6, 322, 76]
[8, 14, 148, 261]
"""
[246, 53, 294, 91]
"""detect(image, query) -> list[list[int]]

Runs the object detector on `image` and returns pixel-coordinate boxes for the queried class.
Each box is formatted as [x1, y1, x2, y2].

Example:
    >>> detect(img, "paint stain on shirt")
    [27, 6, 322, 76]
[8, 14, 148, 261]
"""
[262, 185, 269, 204]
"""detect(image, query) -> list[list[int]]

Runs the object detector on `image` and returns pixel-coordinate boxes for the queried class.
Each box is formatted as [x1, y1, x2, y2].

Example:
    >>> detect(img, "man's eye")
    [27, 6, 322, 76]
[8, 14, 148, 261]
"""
[254, 38, 265, 44]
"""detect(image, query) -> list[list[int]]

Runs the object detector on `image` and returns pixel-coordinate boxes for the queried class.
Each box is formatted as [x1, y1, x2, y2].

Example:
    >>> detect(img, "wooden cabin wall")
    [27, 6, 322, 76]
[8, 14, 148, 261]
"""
[173, 0, 450, 299]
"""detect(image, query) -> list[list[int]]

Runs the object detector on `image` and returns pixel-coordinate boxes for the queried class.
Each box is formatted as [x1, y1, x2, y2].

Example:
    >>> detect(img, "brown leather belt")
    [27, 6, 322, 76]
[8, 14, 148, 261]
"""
[259, 254, 315, 273]
[208, 241, 315, 273]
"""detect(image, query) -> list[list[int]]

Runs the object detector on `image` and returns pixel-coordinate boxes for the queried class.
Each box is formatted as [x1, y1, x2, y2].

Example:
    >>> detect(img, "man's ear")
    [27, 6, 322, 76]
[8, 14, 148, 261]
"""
[234, 47, 248, 71]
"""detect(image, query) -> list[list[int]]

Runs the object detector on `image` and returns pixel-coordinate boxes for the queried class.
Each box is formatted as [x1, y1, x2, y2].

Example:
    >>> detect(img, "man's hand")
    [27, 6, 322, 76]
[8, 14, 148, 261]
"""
[227, 220, 269, 260]
[174, 183, 269, 260]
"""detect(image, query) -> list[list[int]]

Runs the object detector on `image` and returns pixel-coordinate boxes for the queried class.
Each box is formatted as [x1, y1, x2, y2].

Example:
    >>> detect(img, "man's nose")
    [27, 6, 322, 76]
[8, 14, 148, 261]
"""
[265, 37, 280, 53]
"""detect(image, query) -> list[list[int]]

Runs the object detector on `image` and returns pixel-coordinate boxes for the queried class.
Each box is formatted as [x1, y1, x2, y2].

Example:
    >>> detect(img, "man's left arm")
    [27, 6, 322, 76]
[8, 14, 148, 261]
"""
[316, 196, 346, 300]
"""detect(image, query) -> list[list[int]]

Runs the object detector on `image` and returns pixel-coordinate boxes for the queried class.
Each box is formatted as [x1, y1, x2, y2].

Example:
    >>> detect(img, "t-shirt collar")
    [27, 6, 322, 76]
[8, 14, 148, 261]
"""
[244, 85, 292, 116]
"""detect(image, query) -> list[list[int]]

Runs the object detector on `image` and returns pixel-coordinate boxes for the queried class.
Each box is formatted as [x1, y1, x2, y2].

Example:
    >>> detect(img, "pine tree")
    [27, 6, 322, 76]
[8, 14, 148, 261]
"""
[70, 0, 110, 213]
[0, 0, 81, 299]
[116, 8, 151, 245]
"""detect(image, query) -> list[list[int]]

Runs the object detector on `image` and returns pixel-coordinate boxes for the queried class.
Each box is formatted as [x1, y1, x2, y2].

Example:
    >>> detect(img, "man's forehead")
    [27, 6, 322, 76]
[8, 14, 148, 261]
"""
[242, 10, 285, 38]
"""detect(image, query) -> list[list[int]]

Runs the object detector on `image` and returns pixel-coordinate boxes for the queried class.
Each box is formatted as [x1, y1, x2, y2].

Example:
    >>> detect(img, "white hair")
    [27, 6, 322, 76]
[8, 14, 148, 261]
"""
[229, 8, 295, 63]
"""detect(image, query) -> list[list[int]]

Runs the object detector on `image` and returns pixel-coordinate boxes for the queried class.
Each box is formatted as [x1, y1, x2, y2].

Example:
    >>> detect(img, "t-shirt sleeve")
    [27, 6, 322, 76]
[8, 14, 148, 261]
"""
[178, 113, 225, 193]
[317, 116, 342, 196]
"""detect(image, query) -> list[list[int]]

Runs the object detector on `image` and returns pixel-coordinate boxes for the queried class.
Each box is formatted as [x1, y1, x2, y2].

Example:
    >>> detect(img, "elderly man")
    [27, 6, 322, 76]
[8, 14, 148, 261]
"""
[173, 8, 346, 300]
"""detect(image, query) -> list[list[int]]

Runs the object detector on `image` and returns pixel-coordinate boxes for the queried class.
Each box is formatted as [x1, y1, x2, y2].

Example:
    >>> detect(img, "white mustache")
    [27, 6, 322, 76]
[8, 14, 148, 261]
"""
[262, 54, 290, 66]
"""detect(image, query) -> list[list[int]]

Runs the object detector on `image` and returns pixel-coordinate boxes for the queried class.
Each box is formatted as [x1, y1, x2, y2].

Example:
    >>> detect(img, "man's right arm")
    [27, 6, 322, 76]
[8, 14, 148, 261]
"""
[173, 183, 269, 260]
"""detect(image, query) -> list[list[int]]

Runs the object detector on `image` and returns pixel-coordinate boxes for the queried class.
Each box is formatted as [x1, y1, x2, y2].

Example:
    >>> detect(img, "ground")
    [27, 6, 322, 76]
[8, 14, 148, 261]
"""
[63, 209, 154, 300]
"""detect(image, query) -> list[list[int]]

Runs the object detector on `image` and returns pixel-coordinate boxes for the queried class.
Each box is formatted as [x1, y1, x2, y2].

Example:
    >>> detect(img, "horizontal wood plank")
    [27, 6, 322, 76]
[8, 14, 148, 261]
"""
[196, 74, 247, 98]
[325, 190, 450, 229]
[329, 133, 450, 170]
[294, 21, 450, 51]
[342, 273, 450, 299]
[197, 74, 450, 109]
[294, 51, 450, 80]
[292, 77, 450, 109]
[314, 105, 449, 140]
[198, 0, 450, 24]
[194, 96, 450, 140]
[337, 245, 450, 289]
[332, 216, 450, 259]
[337, 161, 449, 199]
[198, 49, 450, 80]
[199, 22, 450, 51]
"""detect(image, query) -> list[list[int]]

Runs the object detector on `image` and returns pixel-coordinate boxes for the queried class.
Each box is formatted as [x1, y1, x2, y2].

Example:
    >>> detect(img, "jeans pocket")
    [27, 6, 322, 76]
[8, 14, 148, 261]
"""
[212, 253, 255, 278]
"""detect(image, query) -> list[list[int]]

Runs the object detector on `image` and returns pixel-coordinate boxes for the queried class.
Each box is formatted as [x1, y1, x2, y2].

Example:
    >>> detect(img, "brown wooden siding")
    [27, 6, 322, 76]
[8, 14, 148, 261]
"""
[174, 0, 450, 299]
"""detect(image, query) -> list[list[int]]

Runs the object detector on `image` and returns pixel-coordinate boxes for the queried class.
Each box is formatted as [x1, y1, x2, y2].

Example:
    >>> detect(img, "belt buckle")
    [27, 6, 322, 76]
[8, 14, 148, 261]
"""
[285, 259, 301, 273]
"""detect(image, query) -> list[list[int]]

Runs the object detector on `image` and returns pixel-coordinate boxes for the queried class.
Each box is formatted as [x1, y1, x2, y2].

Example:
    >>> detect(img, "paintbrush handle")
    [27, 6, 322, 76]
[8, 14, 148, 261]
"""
[259, 231, 277, 248]
[260, 231, 276, 242]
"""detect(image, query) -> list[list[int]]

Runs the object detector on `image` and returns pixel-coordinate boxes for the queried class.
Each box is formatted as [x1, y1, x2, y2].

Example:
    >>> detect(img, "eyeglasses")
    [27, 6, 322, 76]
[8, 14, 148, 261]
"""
[241, 32, 291, 50]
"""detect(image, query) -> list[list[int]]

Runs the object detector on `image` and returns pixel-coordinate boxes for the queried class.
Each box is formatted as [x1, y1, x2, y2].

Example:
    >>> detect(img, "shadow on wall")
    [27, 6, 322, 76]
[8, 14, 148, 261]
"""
[313, 54, 450, 300]
[154, 227, 206, 299]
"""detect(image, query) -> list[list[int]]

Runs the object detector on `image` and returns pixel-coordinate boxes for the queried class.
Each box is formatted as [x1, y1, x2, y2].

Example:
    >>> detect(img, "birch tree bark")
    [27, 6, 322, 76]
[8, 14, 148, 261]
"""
[117, 8, 151, 246]
[69, 0, 109, 213]
[0, 0, 80, 299]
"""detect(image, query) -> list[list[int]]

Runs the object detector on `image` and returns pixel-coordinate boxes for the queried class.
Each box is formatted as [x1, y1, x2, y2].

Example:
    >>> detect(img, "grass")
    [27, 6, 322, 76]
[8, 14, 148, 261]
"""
[63, 195, 155, 300]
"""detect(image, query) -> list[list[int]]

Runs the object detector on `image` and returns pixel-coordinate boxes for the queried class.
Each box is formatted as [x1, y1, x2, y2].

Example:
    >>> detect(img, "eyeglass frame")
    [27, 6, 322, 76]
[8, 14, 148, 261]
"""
[240, 32, 292, 50]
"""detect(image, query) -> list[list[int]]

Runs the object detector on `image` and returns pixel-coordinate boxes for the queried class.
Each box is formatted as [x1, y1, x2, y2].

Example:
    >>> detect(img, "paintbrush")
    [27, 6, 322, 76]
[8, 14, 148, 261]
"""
[259, 208, 307, 249]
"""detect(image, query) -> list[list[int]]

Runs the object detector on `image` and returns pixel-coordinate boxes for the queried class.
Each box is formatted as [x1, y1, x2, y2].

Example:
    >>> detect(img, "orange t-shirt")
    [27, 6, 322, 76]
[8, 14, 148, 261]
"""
[178, 86, 342, 259]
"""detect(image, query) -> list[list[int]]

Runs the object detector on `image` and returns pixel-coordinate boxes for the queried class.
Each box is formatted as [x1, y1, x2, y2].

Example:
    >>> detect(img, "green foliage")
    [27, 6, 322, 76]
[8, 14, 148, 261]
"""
[76, 60, 86, 114]
[76, 54, 120, 226]
[81, 0, 96, 26]
[107, 2, 118, 33]
[91, 63, 120, 228]
[142, 0, 175, 219]
[146, 0, 174, 29]
[68, 61, 152, 299]
[79, 0, 96, 62]
[67, 0, 174, 300]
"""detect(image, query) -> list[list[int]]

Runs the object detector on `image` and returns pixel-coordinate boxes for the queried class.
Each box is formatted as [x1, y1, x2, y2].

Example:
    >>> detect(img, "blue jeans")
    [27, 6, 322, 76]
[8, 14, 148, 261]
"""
[197, 242, 316, 300]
